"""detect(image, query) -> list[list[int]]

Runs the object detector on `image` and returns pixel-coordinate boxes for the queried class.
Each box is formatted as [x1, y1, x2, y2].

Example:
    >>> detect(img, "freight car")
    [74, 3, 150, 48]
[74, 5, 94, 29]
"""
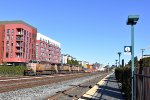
[24, 60, 84, 76]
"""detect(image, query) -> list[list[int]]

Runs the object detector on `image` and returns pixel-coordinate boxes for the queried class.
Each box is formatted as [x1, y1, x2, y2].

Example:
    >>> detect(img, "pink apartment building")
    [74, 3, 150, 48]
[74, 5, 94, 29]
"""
[36, 33, 61, 64]
[0, 20, 37, 65]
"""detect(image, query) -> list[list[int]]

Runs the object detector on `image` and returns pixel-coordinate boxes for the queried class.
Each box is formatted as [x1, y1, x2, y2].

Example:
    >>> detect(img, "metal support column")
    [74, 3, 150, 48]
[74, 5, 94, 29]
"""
[131, 25, 134, 100]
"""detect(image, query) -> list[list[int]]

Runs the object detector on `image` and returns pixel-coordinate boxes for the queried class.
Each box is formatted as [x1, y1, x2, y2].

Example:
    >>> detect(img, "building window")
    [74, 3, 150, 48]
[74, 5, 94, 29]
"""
[11, 35, 14, 40]
[27, 31, 28, 36]
[7, 36, 10, 40]
[12, 29, 14, 34]
[32, 34, 34, 38]
[10, 53, 13, 58]
[40, 42, 43, 45]
[24, 30, 26, 35]
[7, 29, 10, 34]
[6, 53, 9, 58]
[6, 41, 9, 46]
[36, 45, 38, 50]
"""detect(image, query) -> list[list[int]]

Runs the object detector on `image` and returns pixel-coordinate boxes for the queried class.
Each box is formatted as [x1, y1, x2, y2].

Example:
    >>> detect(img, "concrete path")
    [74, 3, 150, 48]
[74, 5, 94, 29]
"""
[79, 73, 124, 100]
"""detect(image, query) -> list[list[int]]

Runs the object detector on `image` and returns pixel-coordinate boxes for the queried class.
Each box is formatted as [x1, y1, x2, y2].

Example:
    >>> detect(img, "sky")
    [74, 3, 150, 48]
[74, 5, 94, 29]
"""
[0, 0, 150, 65]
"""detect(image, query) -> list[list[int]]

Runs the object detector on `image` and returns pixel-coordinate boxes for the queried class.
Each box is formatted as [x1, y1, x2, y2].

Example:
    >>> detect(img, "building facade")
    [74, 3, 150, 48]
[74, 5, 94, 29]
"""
[36, 33, 61, 64]
[61, 54, 75, 64]
[61, 54, 69, 64]
[0, 20, 37, 65]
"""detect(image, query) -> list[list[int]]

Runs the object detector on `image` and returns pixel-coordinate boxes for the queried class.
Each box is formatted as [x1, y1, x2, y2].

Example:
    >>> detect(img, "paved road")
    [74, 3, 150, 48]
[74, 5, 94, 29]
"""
[79, 73, 124, 100]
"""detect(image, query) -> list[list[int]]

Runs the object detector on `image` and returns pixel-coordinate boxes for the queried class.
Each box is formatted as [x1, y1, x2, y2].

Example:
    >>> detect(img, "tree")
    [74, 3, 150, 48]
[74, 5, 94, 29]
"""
[127, 56, 139, 67]
[127, 60, 131, 66]
[71, 59, 74, 65]
[67, 58, 71, 65]
[74, 60, 79, 66]
[143, 57, 150, 67]
[134, 56, 139, 67]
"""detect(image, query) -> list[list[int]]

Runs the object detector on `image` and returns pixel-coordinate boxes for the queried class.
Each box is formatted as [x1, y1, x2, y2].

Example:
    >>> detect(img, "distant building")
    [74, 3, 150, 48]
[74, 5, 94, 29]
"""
[36, 33, 61, 64]
[98, 64, 105, 71]
[61, 54, 69, 64]
[61, 54, 76, 64]
[68, 55, 73, 61]
[81, 61, 89, 69]
[0, 20, 37, 65]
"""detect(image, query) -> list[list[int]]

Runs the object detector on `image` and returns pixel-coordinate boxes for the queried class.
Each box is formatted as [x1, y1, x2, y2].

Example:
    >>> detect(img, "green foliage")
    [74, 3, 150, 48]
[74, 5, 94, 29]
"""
[0, 66, 27, 76]
[73, 60, 79, 66]
[127, 56, 139, 67]
[128, 60, 131, 66]
[67, 59, 79, 66]
[127, 56, 150, 67]
[71, 59, 74, 65]
[67, 58, 72, 65]
[115, 67, 131, 99]
[142, 57, 150, 67]
[3, 62, 7, 66]
[134, 56, 139, 67]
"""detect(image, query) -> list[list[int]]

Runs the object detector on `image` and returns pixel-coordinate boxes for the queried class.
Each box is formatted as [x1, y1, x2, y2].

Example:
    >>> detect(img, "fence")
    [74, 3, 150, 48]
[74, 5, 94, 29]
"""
[134, 67, 150, 100]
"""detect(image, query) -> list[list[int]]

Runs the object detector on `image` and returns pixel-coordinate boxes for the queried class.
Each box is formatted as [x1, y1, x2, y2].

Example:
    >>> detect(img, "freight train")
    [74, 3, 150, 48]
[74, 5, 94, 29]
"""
[24, 60, 84, 75]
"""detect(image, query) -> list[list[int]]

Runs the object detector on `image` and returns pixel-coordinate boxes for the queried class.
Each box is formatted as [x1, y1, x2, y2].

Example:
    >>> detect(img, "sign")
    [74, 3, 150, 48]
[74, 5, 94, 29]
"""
[124, 46, 132, 55]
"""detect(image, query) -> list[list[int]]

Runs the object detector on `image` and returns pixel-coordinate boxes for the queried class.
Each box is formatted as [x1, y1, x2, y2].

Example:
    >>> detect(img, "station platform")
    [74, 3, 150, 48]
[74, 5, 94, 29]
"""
[79, 73, 124, 100]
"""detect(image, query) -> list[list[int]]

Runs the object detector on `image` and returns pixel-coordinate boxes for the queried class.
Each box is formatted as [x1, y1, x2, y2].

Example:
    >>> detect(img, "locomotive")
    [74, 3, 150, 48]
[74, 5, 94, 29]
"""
[24, 60, 84, 75]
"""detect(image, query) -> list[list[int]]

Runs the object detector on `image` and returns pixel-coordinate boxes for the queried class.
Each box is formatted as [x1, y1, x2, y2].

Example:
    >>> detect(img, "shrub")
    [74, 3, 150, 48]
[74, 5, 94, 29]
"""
[115, 67, 131, 99]
[0, 66, 27, 76]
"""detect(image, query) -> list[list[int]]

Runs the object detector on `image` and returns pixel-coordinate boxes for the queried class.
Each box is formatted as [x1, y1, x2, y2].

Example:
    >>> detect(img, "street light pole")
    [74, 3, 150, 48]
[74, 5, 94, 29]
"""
[131, 24, 135, 100]
[115, 60, 118, 67]
[127, 15, 139, 100]
[118, 52, 121, 67]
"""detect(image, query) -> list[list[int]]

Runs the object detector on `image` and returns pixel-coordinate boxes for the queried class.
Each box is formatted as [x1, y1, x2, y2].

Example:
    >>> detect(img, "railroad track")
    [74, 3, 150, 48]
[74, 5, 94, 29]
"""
[46, 73, 109, 100]
[0, 72, 104, 93]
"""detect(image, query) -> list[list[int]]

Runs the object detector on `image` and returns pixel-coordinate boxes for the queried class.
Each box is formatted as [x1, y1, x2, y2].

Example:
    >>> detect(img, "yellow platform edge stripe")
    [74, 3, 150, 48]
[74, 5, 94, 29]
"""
[78, 73, 113, 100]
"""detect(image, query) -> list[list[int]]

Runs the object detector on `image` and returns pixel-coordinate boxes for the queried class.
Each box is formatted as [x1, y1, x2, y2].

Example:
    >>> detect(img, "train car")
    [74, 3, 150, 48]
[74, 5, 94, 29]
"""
[24, 60, 84, 75]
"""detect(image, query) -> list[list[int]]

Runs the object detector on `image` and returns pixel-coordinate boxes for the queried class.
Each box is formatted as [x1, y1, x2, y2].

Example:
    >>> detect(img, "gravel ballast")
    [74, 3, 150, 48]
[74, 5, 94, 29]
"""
[0, 74, 105, 100]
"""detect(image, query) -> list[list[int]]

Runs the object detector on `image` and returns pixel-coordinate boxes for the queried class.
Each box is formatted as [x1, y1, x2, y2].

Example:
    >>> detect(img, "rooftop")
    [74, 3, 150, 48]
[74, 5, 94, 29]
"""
[37, 33, 61, 47]
[0, 20, 37, 30]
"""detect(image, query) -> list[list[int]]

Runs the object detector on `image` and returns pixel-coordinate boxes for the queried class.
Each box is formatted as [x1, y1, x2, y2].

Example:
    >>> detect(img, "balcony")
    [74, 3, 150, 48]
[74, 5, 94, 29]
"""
[16, 55, 22, 58]
[16, 43, 23, 47]
[16, 33, 23, 35]
[16, 37, 23, 41]
[16, 49, 23, 53]
[16, 28, 23, 35]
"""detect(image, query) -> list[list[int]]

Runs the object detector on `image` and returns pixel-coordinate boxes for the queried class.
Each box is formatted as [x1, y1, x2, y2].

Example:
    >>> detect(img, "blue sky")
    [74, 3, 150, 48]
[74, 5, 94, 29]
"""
[1, 0, 150, 65]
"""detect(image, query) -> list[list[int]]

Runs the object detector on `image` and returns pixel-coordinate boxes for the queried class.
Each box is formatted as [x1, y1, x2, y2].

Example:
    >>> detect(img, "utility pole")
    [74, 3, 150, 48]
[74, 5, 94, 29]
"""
[140, 49, 145, 59]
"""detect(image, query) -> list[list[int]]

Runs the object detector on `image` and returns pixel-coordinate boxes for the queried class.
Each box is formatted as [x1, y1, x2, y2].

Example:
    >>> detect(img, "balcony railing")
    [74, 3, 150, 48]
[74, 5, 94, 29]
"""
[16, 38, 23, 41]
[16, 44, 23, 47]
[16, 50, 23, 52]
[17, 32, 23, 35]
